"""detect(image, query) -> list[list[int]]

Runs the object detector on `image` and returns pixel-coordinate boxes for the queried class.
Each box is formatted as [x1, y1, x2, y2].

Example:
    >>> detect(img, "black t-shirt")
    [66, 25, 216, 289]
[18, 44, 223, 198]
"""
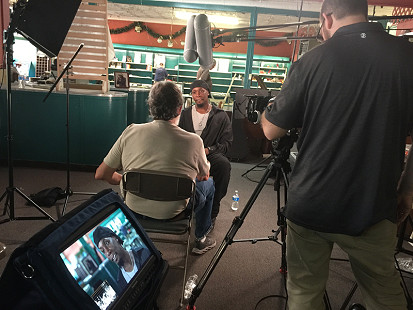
[265, 22, 413, 235]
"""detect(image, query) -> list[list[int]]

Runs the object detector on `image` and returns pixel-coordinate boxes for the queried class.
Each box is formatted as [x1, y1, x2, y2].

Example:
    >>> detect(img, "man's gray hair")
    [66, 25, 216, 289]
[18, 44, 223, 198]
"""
[148, 81, 184, 121]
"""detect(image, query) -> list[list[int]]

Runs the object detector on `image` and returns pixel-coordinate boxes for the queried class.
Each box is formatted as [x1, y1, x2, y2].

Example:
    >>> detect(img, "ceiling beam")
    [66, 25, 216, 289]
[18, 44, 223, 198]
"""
[108, 0, 320, 18]
[308, 0, 413, 8]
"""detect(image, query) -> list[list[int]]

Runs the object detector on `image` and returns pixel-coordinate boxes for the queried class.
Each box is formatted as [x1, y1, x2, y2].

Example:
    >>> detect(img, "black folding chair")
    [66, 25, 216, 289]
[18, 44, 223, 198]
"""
[122, 169, 196, 306]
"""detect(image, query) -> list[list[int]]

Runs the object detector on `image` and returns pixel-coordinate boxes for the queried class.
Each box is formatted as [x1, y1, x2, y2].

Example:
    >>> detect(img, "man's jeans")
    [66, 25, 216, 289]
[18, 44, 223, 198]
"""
[193, 178, 215, 240]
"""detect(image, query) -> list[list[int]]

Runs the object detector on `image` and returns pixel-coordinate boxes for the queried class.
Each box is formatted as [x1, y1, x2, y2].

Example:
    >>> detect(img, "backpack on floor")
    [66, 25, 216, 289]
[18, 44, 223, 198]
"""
[29, 187, 66, 207]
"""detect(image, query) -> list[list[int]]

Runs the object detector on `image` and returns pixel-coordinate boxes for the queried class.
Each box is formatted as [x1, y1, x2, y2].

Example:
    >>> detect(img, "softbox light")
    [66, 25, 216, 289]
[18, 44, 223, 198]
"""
[16, 0, 82, 57]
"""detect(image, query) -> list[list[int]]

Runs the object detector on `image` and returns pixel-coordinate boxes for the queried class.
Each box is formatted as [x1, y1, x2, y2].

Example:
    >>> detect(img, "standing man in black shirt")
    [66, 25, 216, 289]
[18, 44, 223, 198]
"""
[179, 80, 233, 227]
[261, 0, 413, 309]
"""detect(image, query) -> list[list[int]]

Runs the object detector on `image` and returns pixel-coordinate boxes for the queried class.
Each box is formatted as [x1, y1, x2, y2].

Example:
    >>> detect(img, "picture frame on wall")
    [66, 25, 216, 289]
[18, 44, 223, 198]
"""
[114, 71, 130, 88]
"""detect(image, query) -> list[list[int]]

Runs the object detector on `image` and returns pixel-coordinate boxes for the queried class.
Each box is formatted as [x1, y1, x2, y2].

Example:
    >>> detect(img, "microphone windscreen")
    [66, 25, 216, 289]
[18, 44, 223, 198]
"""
[183, 15, 198, 63]
[194, 14, 213, 69]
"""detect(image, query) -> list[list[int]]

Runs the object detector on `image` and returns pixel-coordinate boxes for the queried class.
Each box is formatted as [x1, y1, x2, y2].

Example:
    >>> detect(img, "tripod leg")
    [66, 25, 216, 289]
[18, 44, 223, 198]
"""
[187, 160, 277, 309]
[0, 190, 7, 203]
[323, 291, 332, 310]
[15, 187, 55, 221]
[1, 189, 10, 216]
[61, 189, 97, 217]
[275, 165, 290, 275]
[61, 190, 71, 217]
[241, 155, 271, 177]
[339, 282, 358, 310]
[397, 217, 408, 252]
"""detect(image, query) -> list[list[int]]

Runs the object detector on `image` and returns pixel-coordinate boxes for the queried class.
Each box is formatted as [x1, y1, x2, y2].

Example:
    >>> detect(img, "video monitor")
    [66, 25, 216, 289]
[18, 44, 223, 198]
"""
[60, 206, 154, 310]
[0, 190, 166, 310]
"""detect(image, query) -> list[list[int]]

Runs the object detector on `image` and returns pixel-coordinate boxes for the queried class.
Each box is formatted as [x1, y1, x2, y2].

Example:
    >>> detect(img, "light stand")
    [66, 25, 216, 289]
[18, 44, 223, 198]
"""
[43, 43, 96, 217]
[0, 0, 55, 224]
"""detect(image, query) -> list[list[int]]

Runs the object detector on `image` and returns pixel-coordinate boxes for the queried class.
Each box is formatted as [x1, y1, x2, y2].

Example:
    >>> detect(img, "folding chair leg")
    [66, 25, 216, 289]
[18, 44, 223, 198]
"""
[180, 231, 192, 306]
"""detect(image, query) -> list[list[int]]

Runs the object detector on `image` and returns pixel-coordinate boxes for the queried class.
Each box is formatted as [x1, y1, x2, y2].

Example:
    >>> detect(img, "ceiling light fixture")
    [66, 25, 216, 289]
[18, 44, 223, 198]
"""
[175, 11, 239, 26]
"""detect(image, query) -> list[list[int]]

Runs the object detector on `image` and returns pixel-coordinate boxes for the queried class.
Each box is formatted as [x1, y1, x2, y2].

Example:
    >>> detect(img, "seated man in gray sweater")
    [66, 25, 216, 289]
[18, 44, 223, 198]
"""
[95, 81, 216, 254]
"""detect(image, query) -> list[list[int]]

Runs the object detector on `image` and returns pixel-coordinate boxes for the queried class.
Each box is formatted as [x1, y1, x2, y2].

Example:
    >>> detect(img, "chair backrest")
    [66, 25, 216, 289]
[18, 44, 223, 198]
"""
[122, 169, 195, 202]
[122, 170, 196, 307]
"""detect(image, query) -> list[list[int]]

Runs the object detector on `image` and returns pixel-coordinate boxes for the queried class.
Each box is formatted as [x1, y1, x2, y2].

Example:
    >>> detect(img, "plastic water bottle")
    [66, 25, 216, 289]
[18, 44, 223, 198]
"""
[231, 190, 239, 211]
[184, 274, 198, 300]
[18, 75, 24, 88]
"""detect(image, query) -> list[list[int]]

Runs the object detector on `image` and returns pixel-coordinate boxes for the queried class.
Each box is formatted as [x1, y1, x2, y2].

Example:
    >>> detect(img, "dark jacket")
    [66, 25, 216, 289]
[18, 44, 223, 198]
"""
[179, 104, 233, 156]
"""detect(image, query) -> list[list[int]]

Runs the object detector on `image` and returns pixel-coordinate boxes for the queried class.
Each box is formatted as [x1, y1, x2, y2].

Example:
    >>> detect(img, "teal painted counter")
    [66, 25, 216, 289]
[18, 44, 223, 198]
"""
[0, 87, 128, 166]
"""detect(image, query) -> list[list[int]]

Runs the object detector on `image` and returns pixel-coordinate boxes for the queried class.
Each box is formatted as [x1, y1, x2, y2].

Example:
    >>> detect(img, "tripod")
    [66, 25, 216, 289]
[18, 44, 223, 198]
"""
[187, 154, 290, 309]
[0, 1, 55, 224]
[43, 43, 96, 217]
[186, 145, 361, 310]
[233, 155, 289, 274]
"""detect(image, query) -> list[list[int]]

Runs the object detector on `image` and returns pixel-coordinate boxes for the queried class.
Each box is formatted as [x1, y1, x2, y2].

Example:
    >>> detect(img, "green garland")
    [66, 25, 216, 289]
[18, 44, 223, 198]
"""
[110, 21, 186, 40]
[109, 21, 290, 47]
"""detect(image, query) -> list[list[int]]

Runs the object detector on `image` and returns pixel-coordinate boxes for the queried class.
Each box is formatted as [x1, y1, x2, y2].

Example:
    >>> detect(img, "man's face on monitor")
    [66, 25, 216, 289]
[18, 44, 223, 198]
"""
[98, 237, 125, 267]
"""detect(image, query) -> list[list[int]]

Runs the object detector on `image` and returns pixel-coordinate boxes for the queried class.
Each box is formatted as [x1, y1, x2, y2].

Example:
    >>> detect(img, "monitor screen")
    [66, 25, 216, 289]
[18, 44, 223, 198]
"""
[59, 206, 154, 310]
[0, 190, 166, 310]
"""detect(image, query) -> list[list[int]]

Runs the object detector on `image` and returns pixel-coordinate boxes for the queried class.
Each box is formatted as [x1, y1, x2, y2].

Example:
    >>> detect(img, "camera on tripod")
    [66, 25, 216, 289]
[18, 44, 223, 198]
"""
[245, 93, 273, 124]
[245, 94, 299, 161]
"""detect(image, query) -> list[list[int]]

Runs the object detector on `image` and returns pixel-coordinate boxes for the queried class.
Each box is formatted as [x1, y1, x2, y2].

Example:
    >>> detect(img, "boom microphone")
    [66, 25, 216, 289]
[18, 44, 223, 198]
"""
[183, 15, 198, 63]
[194, 14, 213, 69]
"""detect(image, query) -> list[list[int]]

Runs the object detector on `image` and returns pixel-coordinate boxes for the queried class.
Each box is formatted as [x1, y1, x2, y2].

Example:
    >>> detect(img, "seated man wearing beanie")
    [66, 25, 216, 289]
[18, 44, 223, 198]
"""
[179, 79, 233, 228]
[95, 81, 216, 254]
[93, 226, 151, 291]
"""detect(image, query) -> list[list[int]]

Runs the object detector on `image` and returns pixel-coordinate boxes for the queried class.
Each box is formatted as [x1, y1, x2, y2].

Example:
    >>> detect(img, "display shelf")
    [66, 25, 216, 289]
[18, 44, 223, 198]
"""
[111, 45, 291, 100]
[231, 58, 288, 90]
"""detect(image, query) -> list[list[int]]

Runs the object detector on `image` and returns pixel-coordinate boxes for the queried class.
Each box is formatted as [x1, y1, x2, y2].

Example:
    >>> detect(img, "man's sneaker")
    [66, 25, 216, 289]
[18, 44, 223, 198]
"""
[192, 236, 216, 255]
